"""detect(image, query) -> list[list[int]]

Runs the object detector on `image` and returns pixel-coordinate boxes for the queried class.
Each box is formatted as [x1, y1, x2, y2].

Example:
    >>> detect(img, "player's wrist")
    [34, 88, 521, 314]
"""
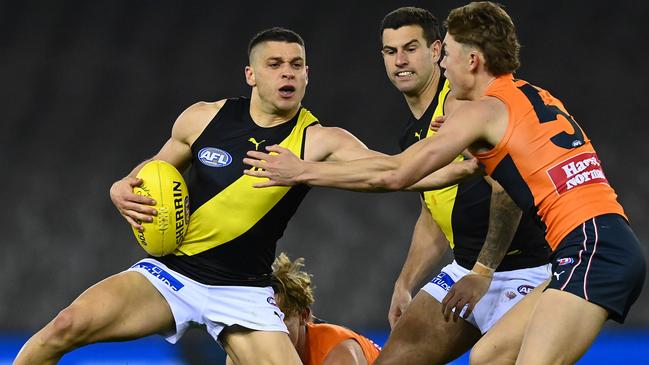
[299, 161, 321, 185]
[393, 278, 413, 293]
[470, 261, 495, 278]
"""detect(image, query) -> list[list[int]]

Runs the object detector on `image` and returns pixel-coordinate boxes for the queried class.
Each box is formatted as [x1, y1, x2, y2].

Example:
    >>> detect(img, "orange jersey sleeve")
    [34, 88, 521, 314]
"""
[305, 322, 381, 365]
[474, 75, 626, 249]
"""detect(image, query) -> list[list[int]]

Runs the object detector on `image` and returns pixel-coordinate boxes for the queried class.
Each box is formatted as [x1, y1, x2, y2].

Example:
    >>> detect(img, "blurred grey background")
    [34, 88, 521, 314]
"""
[2, 0, 648, 351]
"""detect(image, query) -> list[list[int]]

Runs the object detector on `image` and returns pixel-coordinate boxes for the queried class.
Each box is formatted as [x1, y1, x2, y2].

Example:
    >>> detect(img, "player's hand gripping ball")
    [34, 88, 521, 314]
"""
[132, 160, 190, 256]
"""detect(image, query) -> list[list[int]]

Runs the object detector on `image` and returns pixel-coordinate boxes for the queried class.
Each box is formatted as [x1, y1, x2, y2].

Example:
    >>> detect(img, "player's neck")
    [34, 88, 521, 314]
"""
[468, 72, 497, 100]
[404, 65, 441, 119]
[297, 324, 309, 362]
[249, 93, 300, 128]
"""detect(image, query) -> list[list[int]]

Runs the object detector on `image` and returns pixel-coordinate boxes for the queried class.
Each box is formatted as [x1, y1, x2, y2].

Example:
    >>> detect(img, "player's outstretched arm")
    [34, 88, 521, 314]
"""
[441, 176, 522, 321]
[244, 100, 495, 191]
[244, 124, 399, 190]
[406, 158, 482, 191]
[110, 100, 224, 230]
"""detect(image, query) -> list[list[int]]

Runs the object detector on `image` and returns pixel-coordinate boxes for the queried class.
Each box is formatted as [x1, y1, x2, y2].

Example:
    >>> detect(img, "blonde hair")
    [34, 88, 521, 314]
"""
[272, 252, 315, 316]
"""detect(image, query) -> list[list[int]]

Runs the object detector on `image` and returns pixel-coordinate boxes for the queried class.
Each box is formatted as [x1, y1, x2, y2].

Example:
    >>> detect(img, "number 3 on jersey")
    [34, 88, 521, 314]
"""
[518, 83, 586, 149]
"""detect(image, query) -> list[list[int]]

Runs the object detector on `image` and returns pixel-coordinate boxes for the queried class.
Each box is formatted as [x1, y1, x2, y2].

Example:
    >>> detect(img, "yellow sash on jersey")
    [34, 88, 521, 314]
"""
[423, 80, 464, 249]
[176, 108, 317, 256]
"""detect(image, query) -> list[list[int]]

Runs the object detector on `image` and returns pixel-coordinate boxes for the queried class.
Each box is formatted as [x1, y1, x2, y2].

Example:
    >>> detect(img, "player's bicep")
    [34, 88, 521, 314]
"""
[403, 102, 494, 179]
[153, 137, 192, 172]
[322, 339, 368, 365]
[431, 106, 487, 155]
[305, 126, 385, 162]
[153, 100, 224, 173]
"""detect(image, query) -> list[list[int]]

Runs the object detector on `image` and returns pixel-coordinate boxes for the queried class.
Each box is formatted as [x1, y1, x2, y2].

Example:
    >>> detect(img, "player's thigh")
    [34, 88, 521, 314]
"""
[516, 288, 607, 365]
[470, 279, 549, 365]
[221, 326, 301, 365]
[60, 271, 174, 342]
[377, 290, 480, 365]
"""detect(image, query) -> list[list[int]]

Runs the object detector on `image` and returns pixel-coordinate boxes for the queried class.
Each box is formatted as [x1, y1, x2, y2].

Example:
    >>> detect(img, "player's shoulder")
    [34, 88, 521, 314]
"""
[174, 100, 225, 127]
[181, 99, 227, 119]
[454, 96, 507, 123]
[171, 99, 227, 143]
[322, 338, 366, 365]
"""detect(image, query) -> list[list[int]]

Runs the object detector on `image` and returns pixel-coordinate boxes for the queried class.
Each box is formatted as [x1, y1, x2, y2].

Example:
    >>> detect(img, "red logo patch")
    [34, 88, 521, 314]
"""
[547, 152, 609, 195]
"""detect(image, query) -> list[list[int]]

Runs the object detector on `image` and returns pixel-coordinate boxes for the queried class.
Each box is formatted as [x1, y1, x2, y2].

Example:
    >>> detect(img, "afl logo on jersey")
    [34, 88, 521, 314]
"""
[198, 147, 232, 167]
[517, 285, 534, 295]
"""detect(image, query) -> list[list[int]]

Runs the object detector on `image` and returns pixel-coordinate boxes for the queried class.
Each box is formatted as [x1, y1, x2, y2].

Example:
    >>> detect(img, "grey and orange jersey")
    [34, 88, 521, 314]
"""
[399, 78, 549, 271]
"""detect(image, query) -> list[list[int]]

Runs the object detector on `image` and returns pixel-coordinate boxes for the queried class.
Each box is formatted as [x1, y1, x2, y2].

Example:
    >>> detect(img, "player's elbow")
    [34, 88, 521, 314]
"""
[373, 171, 410, 191]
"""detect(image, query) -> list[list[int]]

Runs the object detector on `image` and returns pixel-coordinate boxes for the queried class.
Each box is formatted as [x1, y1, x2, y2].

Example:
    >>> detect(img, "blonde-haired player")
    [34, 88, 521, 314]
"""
[227, 253, 381, 365]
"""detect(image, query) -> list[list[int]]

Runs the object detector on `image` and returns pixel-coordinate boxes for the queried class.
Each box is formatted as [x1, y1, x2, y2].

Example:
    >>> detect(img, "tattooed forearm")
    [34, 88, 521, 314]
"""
[476, 177, 523, 269]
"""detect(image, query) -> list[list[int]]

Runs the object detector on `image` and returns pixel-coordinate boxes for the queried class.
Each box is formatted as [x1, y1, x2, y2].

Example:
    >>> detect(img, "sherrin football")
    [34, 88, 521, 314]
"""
[132, 160, 190, 256]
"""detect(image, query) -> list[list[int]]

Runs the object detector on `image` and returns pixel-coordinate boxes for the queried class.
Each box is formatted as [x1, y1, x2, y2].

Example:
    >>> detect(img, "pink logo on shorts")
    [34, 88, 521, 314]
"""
[557, 257, 574, 266]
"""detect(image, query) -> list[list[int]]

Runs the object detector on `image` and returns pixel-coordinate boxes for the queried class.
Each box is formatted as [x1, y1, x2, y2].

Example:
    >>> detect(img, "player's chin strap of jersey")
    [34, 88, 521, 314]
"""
[470, 261, 495, 278]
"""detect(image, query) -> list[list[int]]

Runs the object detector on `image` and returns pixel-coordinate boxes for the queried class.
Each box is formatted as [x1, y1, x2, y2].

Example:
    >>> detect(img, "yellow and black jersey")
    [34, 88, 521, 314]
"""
[399, 78, 549, 271]
[157, 97, 318, 286]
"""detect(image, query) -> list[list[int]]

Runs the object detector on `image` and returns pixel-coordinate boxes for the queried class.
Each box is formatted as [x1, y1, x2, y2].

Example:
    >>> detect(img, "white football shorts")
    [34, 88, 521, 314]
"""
[127, 258, 287, 344]
[421, 260, 551, 333]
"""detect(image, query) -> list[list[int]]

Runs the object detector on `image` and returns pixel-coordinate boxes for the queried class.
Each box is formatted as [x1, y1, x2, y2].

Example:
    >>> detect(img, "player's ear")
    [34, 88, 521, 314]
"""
[468, 49, 480, 72]
[300, 307, 311, 323]
[245, 65, 256, 87]
[305, 65, 309, 85]
[431, 39, 442, 63]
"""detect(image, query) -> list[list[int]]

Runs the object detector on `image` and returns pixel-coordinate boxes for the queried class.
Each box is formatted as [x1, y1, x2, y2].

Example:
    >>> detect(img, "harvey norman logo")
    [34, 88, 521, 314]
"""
[547, 152, 609, 195]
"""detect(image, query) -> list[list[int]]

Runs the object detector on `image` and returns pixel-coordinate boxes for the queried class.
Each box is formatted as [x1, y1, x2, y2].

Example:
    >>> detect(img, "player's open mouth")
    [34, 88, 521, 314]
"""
[279, 85, 296, 98]
[396, 71, 415, 79]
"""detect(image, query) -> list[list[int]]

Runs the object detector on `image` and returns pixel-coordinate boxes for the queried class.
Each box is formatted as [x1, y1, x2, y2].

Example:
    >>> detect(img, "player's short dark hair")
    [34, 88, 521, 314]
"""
[248, 27, 305, 58]
[380, 7, 441, 46]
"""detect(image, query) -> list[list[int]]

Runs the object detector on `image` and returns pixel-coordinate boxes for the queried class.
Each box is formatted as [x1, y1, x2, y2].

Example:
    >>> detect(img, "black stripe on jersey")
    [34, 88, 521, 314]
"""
[398, 76, 445, 151]
[453, 173, 551, 271]
[157, 184, 310, 286]
[300, 121, 319, 159]
[188, 98, 299, 212]
[491, 154, 545, 231]
[451, 175, 491, 269]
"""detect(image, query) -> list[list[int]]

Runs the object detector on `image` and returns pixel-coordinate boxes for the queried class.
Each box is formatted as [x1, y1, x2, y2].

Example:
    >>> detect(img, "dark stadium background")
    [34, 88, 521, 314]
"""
[2, 0, 648, 363]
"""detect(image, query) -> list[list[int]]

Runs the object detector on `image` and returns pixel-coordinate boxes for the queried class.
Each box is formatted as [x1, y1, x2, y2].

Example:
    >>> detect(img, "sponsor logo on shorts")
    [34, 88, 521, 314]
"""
[505, 290, 517, 300]
[198, 147, 232, 167]
[267, 296, 277, 306]
[553, 271, 565, 281]
[131, 261, 184, 291]
[546, 152, 609, 195]
[430, 272, 455, 292]
[557, 257, 574, 266]
[517, 285, 534, 295]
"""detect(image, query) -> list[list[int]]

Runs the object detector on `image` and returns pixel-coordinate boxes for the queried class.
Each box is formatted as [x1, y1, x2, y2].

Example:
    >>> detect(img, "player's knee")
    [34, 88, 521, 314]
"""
[469, 340, 515, 365]
[469, 343, 489, 365]
[46, 305, 92, 349]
